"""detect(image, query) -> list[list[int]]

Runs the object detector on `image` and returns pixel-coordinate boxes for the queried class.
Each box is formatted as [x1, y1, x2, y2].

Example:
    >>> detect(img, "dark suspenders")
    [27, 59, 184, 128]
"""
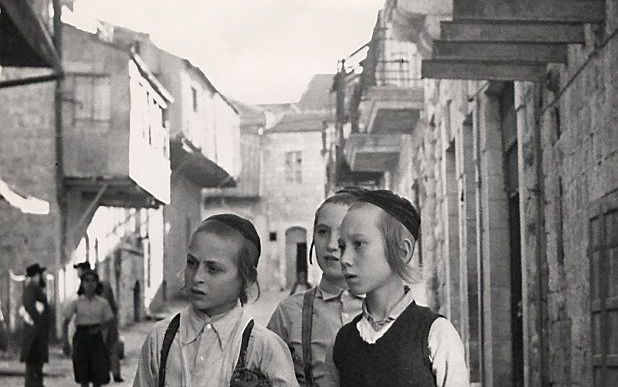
[159, 313, 181, 387]
[301, 287, 317, 387]
[157, 313, 255, 387]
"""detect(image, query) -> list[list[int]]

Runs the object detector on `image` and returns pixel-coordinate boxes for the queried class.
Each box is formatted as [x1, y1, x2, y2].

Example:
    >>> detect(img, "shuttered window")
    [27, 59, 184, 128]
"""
[72, 74, 111, 122]
[590, 209, 618, 386]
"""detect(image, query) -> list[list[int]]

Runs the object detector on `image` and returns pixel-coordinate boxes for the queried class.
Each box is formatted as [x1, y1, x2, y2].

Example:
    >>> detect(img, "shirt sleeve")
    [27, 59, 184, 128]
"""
[321, 340, 340, 387]
[254, 330, 299, 387]
[266, 304, 289, 344]
[428, 317, 470, 387]
[133, 329, 159, 387]
[100, 298, 114, 323]
[63, 299, 77, 321]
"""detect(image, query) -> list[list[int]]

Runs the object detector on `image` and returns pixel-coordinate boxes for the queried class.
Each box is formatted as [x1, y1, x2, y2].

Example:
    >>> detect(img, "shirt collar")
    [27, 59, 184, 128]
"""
[361, 286, 414, 331]
[180, 302, 243, 348]
[316, 280, 364, 302]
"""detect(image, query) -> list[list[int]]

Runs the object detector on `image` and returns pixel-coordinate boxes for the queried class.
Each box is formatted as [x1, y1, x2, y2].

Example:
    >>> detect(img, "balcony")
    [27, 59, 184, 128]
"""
[62, 28, 173, 206]
[358, 85, 424, 134]
[345, 133, 402, 172]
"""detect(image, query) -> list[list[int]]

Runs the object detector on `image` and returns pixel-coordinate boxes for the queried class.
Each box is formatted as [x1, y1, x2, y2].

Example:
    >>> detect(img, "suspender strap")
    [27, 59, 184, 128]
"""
[234, 319, 255, 370]
[302, 287, 317, 386]
[158, 313, 181, 387]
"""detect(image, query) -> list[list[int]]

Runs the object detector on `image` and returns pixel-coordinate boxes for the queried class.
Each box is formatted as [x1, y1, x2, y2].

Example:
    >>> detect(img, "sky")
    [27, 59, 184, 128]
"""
[71, 0, 384, 104]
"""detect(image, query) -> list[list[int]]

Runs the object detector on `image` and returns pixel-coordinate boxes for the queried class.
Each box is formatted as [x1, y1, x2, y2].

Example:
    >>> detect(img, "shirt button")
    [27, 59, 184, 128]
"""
[206, 324, 212, 330]
[342, 313, 349, 319]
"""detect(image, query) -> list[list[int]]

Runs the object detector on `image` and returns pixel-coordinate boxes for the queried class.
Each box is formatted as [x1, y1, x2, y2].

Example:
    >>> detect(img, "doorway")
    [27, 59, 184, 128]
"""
[285, 227, 307, 291]
[501, 82, 524, 387]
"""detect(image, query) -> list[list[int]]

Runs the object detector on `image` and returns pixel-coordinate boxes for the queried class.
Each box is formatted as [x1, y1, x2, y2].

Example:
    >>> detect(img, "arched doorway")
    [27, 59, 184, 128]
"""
[284, 227, 307, 291]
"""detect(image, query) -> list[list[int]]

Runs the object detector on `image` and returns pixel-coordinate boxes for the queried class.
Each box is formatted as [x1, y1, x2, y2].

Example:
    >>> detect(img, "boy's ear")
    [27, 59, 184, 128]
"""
[400, 237, 416, 264]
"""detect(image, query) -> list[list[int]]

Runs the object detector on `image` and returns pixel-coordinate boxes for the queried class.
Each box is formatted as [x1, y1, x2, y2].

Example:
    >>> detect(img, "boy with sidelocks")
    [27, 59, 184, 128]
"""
[267, 188, 365, 386]
[133, 214, 298, 387]
[327, 190, 469, 387]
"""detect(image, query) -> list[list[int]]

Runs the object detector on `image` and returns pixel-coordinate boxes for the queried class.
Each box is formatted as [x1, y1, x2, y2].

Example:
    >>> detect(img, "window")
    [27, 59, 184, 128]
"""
[285, 151, 302, 183]
[73, 74, 111, 122]
[191, 86, 198, 112]
[590, 209, 618, 386]
[269, 232, 277, 242]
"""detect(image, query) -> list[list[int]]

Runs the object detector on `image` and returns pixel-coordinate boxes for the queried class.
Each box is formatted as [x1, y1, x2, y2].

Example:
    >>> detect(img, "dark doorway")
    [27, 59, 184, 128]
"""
[501, 82, 524, 386]
[296, 242, 308, 276]
[133, 280, 141, 323]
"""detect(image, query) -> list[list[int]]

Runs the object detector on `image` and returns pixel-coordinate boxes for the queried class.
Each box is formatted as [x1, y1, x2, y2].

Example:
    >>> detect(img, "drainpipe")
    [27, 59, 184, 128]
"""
[474, 96, 485, 386]
[53, 0, 66, 338]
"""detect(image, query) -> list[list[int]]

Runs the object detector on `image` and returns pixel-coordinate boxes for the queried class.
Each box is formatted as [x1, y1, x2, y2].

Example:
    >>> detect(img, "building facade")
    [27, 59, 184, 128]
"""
[203, 75, 335, 292]
[331, 0, 617, 386]
[0, 20, 173, 332]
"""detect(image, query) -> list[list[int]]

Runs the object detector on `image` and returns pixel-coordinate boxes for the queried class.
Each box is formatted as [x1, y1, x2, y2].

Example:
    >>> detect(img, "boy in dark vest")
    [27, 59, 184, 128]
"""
[326, 190, 469, 387]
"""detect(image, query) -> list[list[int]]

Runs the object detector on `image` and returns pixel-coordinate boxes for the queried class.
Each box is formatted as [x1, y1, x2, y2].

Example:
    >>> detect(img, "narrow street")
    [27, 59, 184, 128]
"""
[0, 289, 287, 386]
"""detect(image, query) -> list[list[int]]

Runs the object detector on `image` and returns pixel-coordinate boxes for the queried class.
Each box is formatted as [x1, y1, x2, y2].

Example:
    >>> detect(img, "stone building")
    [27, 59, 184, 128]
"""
[203, 75, 335, 292]
[0, 0, 62, 333]
[0, 18, 173, 331]
[330, 0, 617, 386]
[111, 25, 242, 305]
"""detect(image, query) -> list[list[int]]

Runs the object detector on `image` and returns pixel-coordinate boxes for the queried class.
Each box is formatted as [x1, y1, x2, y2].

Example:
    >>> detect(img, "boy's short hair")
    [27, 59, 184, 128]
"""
[193, 215, 261, 304]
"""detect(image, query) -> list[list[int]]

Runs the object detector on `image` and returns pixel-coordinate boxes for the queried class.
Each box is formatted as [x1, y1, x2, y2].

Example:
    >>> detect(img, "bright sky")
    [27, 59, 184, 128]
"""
[72, 0, 384, 104]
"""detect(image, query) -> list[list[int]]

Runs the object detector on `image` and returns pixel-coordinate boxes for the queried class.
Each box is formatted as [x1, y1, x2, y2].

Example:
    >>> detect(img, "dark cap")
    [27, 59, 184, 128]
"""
[356, 190, 421, 240]
[73, 261, 91, 271]
[204, 214, 261, 257]
[334, 186, 370, 197]
[26, 263, 46, 277]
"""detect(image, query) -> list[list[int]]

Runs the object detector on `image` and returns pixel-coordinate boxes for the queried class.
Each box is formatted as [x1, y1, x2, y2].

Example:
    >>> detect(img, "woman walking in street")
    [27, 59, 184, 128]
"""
[63, 269, 114, 387]
[267, 188, 365, 386]
[133, 213, 298, 387]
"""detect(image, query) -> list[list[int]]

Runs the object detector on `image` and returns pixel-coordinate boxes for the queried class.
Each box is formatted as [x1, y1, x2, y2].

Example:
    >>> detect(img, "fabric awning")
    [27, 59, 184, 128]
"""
[0, 178, 50, 215]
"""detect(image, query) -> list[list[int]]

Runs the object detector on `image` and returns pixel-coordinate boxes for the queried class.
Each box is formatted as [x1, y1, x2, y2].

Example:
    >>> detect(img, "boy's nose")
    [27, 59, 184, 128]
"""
[193, 265, 207, 283]
[340, 248, 352, 268]
[327, 232, 339, 251]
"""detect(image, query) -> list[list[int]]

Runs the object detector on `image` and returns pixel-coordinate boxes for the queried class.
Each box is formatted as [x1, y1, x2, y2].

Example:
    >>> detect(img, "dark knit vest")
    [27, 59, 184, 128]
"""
[333, 301, 441, 387]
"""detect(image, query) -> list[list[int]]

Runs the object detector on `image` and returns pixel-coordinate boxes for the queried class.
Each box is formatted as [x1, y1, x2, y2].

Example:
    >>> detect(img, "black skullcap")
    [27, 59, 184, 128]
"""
[26, 263, 46, 277]
[334, 186, 370, 197]
[356, 190, 421, 240]
[204, 214, 261, 257]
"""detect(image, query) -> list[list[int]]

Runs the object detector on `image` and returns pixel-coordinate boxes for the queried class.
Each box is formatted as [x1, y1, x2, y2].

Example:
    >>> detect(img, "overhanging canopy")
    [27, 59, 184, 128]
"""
[421, 0, 605, 81]
[170, 138, 236, 188]
[0, 0, 61, 72]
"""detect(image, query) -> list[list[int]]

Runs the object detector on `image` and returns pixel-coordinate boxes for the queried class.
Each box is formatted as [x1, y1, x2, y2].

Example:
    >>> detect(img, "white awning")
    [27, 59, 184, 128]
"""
[0, 178, 50, 215]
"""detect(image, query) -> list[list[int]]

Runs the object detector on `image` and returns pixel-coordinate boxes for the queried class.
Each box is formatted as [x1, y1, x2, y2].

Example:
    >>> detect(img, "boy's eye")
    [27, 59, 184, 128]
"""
[316, 228, 329, 236]
[353, 240, 365, 248]
[206, 263, 223, 273]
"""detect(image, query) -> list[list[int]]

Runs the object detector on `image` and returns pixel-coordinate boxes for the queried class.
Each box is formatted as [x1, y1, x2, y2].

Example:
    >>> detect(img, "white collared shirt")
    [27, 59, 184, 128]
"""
[133, 303, 299, 387]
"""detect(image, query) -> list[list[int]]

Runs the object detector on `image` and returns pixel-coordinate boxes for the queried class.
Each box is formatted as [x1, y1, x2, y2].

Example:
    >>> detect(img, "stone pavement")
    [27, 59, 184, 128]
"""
[0, 288, 289, 386]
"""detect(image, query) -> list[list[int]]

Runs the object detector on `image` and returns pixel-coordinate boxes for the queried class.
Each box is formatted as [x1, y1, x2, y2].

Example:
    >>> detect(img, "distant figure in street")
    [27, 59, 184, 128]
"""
[74, 261, 124, 382]
[63, 269, 114, 387]
[20, 263, 51, 387]
[268, 188, 366, 386]
[325, 189, 469, 387]
[133, 214, 299, 387]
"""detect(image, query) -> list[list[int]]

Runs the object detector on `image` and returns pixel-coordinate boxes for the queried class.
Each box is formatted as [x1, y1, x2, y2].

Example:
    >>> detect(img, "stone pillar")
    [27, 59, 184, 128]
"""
[476, 83, 514, 386]
[457, 115, 481, 383]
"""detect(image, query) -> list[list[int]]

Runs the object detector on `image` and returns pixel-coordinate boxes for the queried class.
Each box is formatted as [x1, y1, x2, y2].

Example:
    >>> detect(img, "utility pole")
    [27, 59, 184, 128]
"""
[53, 0, 66, 338]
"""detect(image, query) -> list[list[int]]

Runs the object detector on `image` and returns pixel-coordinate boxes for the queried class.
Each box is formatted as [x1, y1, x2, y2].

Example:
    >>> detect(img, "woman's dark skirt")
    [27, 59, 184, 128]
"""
[72, 324, 111, 384]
